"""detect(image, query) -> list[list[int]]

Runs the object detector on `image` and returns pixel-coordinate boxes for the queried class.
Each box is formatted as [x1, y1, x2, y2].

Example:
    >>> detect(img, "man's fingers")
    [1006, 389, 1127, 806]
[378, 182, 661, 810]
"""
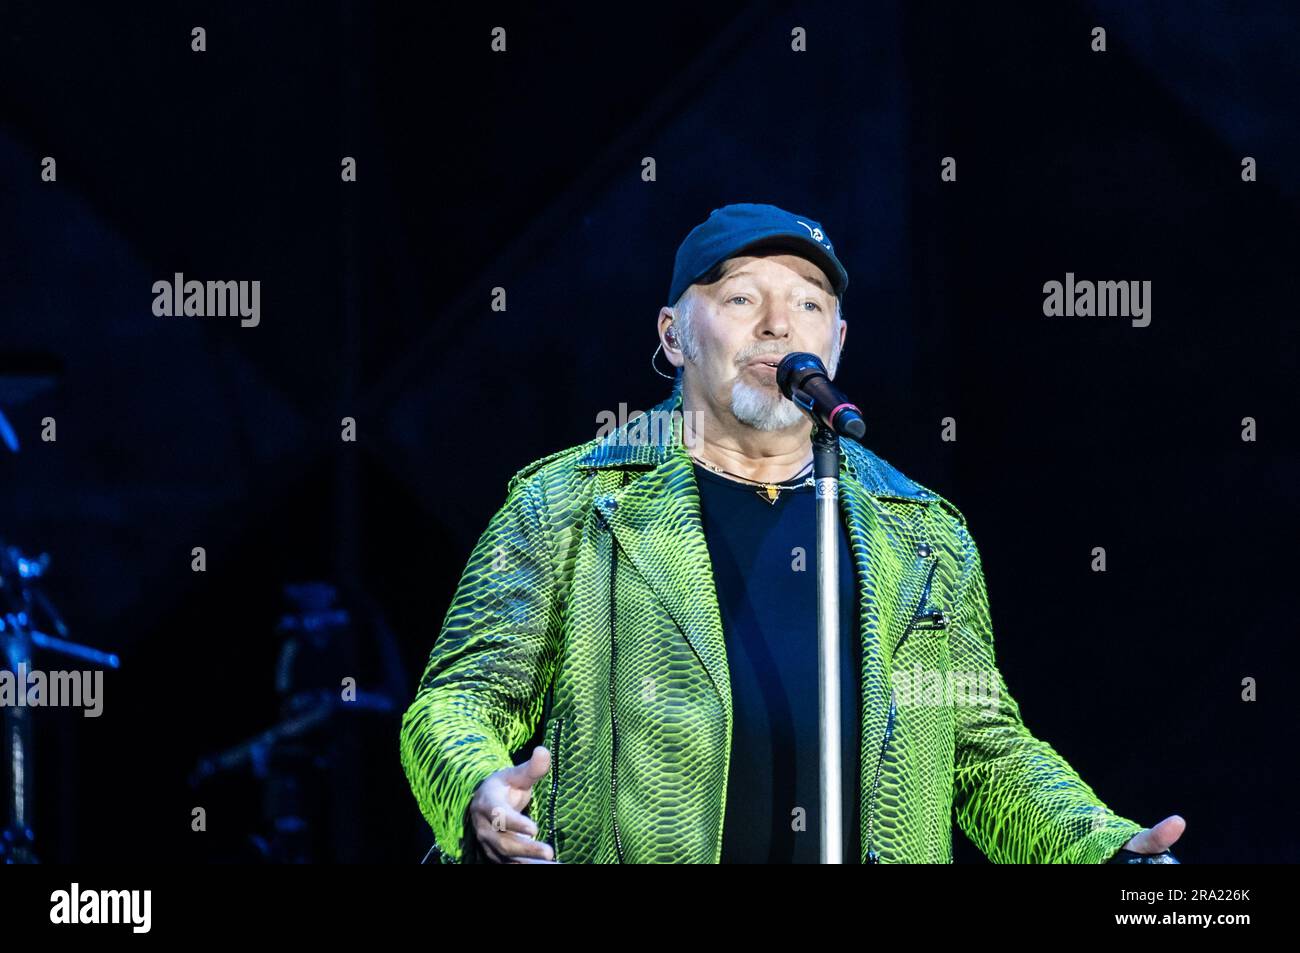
[479, 837, 507, 864]
[481, 803, 540, 840]
[1125, 814, 1186, 854]
[468, 751, 557, 860]
[489, 828, 556, 863]
[474, 806, 554, 862]
[1146, 814, 1186, 852]
[503, 745, 551, 790]
[472, 800, 541, 860]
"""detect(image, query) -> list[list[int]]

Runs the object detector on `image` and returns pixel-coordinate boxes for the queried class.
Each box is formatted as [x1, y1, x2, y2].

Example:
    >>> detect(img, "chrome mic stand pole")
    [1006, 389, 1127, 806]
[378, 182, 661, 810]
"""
[778, 351, 868, 865]
[811, 423, 843, 864]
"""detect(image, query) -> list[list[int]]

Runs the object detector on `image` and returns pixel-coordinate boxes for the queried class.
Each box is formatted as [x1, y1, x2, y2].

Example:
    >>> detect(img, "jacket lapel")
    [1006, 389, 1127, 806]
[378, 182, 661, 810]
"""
[840, 464, 935, 667]
[594, 446, 731, 719]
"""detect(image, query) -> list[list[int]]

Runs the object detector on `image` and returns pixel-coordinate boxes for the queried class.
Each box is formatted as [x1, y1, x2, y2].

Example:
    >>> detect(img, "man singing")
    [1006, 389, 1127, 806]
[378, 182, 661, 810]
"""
[400, 202, 1184, 864]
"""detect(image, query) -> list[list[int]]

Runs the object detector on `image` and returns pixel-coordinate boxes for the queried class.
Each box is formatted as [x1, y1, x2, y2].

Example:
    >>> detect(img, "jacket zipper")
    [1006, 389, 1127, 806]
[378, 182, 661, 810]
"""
[607, 523, 625, 862]
[865, 688, 897, 863]
[547, 715, 564, 858]
[866, 555, 941, 862]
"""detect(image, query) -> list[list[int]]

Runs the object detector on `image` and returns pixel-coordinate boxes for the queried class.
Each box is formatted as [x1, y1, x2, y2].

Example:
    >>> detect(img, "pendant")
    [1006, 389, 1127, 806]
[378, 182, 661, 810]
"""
[759, 484, 780, 505]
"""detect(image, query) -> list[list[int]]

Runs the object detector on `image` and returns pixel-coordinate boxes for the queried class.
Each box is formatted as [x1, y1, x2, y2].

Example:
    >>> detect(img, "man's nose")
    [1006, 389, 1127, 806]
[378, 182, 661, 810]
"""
[755, 298, 792, 338]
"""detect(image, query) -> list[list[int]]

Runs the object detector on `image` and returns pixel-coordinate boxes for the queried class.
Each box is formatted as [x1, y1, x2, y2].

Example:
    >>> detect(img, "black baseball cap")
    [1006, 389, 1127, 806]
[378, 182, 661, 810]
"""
[667, 202, 849, 307]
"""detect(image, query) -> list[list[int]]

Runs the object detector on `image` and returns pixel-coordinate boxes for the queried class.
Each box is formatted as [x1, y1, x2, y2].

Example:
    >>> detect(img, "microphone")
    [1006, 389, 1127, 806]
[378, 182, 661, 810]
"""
[776, 352, 867, 441]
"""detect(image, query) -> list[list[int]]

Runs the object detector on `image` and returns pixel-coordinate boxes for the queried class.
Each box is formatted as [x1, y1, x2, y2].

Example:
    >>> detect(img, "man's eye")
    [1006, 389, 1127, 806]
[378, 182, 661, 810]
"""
[728, 295, 750, 305]
[802, 300, 822, 311]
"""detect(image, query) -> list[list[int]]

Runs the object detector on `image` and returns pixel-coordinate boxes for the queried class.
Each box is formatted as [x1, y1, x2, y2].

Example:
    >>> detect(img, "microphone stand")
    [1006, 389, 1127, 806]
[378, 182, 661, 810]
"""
[811, 423, 843, 864]
[777, 351, 866, 864]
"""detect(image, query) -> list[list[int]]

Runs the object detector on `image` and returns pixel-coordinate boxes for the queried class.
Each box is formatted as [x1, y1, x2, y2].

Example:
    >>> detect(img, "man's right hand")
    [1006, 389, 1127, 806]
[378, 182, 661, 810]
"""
[468, 745, 559, 863]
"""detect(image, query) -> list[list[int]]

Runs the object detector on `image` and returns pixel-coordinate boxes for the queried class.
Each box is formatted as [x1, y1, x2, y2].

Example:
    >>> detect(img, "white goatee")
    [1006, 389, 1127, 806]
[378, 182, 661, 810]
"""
[729, 335, 842, 431]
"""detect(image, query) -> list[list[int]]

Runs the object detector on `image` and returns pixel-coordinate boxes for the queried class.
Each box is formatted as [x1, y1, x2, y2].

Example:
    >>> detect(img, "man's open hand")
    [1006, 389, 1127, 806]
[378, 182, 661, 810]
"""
[1122, 814, 1185, 855]
[468, 745, 559, 863]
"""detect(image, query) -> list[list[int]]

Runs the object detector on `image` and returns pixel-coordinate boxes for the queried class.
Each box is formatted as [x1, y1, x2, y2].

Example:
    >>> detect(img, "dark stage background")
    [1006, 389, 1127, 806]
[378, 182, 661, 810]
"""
[1, 1, 1295, 863]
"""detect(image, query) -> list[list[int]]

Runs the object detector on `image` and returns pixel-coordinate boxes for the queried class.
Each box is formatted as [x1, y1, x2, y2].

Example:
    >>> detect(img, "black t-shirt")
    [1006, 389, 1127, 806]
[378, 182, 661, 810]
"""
[693, 462, 862, 864]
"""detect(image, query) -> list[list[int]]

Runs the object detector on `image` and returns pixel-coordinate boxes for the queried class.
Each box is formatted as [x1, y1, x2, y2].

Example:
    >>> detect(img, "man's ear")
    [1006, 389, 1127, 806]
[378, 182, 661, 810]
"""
[657, 306, 685, 368]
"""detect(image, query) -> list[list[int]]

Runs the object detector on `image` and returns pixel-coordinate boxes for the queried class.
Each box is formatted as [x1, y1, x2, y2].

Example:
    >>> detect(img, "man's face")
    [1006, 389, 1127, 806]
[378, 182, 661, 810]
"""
[673, 252, 846, 431]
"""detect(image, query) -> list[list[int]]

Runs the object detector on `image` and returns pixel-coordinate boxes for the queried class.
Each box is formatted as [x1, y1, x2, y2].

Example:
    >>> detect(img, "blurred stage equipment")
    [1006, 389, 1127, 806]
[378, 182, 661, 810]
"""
[1, 544, 121, 864]
[3, 353, 121, 863]
[189, 582, 395, 862]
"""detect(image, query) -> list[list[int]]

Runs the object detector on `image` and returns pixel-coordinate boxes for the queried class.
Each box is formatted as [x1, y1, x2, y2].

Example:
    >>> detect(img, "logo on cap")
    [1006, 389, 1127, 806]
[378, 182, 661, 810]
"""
[795, 220, 831, 249]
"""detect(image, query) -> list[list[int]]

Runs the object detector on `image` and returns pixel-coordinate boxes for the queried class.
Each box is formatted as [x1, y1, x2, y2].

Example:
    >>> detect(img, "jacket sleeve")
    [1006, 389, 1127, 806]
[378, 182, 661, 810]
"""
[399, 471, 563, 863]
[948, 519, 1145, 863]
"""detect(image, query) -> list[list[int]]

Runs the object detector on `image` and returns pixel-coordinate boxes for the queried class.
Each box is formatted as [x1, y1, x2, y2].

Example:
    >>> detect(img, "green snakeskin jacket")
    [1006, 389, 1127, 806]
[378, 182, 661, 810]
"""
[400, 387, 1145, 863]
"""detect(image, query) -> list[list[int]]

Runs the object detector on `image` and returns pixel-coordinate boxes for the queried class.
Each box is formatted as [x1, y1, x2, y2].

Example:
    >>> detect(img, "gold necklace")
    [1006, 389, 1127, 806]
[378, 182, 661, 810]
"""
[691, 455, 815, 505]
